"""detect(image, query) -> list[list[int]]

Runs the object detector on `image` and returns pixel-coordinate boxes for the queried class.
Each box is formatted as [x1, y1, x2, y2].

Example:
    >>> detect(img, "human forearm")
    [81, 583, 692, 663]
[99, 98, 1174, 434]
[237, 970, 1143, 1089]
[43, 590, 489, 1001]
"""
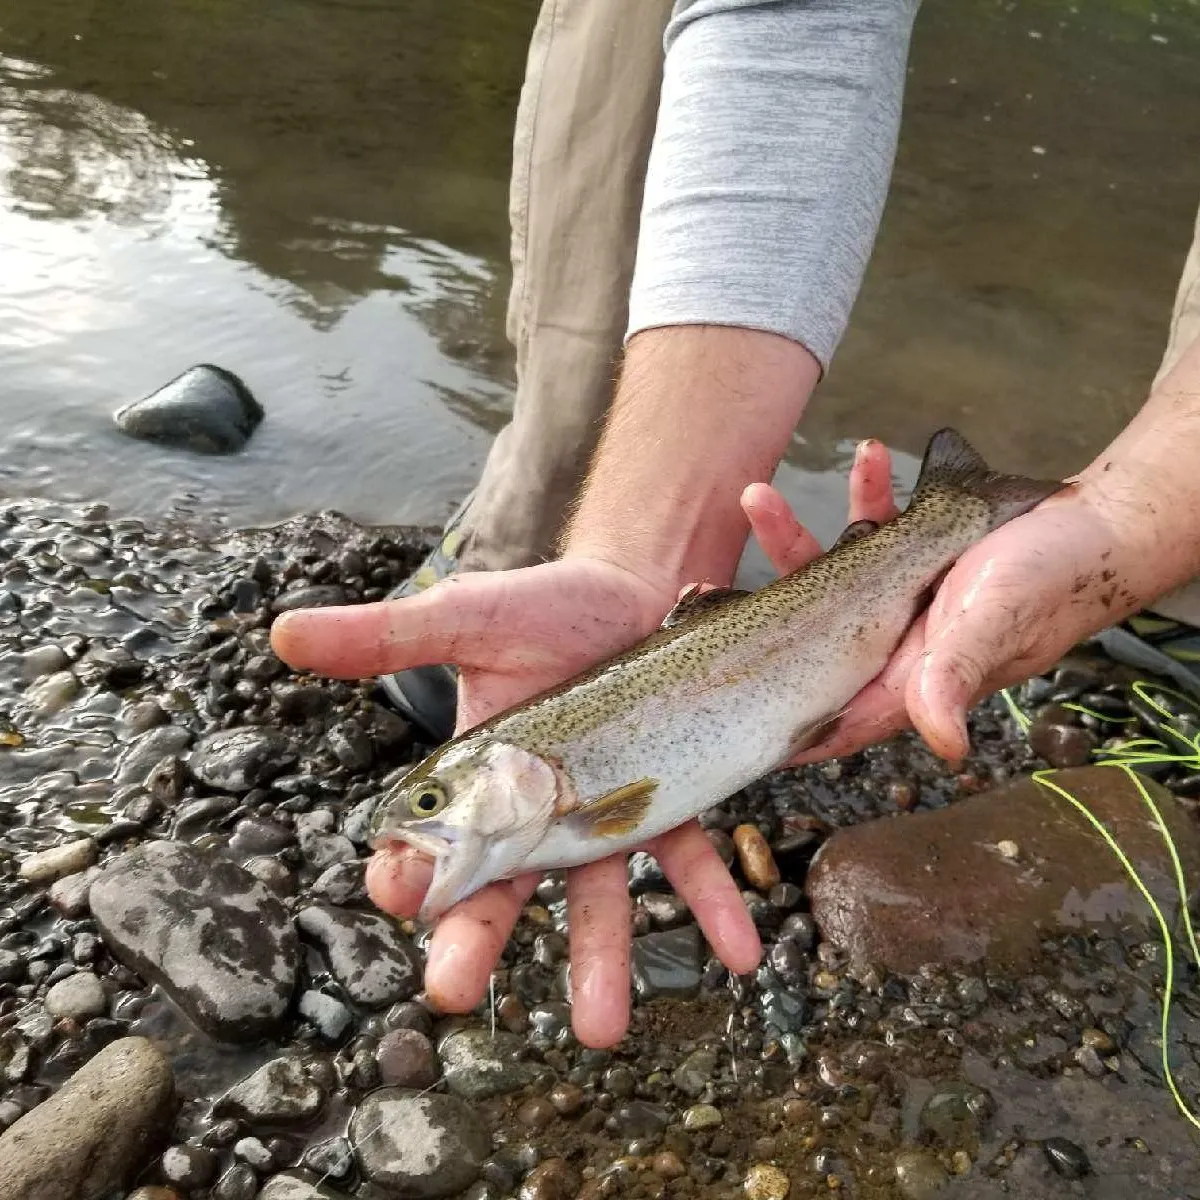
[563, 0, 921, 592]
[562, 325, 820, 590]
[1076, 331, 1200, 608]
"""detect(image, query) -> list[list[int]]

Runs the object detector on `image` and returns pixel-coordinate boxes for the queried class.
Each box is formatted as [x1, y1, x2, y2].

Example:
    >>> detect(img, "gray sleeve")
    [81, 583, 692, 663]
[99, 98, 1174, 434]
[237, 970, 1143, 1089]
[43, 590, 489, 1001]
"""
[626, 0, 921, 370]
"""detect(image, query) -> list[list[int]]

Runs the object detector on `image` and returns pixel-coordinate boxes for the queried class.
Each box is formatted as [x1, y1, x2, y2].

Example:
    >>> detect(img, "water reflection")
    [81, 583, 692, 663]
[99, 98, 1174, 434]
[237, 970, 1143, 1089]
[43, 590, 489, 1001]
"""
[0, 0, 1196, 550]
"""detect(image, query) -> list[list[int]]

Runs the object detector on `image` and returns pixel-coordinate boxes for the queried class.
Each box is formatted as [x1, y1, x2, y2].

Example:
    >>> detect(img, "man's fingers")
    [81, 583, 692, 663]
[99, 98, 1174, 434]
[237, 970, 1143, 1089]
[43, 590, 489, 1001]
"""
[655, 822, 762, 975]
[566, 856, 633, 1049]
[848, 439, 899, 526]
[741, 482, 824, 575]
[422, 873, 540, 1013]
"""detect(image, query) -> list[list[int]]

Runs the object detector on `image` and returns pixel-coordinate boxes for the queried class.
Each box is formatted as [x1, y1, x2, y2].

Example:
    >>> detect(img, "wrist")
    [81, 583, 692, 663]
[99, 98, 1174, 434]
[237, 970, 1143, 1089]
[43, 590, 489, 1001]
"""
[560, 324, 822, 591]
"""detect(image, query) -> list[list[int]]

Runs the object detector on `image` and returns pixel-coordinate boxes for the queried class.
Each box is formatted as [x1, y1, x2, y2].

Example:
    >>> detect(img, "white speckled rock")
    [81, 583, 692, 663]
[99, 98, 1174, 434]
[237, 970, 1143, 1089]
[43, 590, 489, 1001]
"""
[214, 1056, 326, 1124]
[91, 840, 299, 1042]
[350, 1089, 489, 1198]
[296, 905, 420, 1008]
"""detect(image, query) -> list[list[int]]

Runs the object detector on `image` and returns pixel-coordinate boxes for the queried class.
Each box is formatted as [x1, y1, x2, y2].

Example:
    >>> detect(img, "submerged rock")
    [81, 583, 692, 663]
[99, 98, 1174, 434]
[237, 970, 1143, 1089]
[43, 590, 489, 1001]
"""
[114, 364, 264, 455]
[0, 1037, 174, 1200]
[214, 1055, 325, 1124]
[350, 1088, 490, 1198]
[91, 840, 299, 1041]
[807, 766, 1200, 973]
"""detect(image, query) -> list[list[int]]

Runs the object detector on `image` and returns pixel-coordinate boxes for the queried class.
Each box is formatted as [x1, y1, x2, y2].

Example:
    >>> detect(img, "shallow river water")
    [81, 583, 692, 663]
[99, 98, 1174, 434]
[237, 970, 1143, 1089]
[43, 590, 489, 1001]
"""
[0, 0, 1199, 564]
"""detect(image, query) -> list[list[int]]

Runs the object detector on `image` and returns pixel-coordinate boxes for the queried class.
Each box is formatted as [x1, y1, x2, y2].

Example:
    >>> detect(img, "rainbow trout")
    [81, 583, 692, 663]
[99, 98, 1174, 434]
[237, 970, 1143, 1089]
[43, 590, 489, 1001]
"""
[369, 428, 1064, 921]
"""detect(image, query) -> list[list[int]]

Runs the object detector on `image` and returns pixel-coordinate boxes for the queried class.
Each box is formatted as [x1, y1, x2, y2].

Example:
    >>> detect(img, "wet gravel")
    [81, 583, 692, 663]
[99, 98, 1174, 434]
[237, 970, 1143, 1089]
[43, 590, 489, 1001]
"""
[1, 498, 1200, 1198]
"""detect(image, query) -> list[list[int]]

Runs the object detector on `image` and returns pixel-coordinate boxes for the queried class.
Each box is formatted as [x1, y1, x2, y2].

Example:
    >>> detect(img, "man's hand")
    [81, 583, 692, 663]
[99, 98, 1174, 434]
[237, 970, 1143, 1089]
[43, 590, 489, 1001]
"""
[272, 554, 760, 1049]
[746, 441, 1196, 770]
[271, 443, 893, 1048]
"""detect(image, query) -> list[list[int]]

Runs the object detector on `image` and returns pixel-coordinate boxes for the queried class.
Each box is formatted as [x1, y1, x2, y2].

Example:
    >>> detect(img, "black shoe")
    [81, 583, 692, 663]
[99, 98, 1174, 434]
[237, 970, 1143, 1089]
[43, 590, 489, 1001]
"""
[377, 493, 474, 743]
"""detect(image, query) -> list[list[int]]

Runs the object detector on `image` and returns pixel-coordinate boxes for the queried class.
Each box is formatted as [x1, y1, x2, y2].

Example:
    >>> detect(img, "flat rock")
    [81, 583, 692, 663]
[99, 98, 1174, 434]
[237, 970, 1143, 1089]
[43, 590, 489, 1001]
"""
[91, 840, 299, 1042]
[214, 1055, 325, 1124]
[188, 727, 295, 793]
[0, 1036, 174, 1200]
[350, 1088, 490, 1198]
[114, 364, 264, 455]
[807, 766, 1200, 973]
[296, 905, 420, 1008]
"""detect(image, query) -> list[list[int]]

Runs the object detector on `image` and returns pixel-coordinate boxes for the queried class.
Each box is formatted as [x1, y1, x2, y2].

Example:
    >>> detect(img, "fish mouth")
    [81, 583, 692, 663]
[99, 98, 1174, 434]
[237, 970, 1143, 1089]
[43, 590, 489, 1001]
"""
[370, 822, 481, 926]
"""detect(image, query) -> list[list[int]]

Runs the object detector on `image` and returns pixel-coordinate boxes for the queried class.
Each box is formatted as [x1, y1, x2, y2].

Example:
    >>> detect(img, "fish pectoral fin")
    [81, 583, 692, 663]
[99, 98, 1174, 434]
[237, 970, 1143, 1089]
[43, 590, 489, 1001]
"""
[576, 778, 659, 839]
[831, 519, 879, 550]
[661, 584, 751, 629]
[787, 710, 847, 757]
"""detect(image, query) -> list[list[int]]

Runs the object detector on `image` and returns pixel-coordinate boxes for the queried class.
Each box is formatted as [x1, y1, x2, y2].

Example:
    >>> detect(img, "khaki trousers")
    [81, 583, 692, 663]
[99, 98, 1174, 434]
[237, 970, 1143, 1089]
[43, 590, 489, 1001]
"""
[457, 0, 676, 573]
[460, 0, 1200, 592]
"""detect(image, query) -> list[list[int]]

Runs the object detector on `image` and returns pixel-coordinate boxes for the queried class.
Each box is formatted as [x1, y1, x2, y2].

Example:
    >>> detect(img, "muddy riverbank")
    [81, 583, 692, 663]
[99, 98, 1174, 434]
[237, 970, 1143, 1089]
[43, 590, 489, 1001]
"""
[2, 500, 1200, 1199]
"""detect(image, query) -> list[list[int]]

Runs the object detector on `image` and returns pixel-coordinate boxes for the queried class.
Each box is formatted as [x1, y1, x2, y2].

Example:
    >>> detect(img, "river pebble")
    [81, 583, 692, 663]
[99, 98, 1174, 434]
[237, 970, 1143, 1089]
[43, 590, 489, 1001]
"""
[1043, 1137, 1091, 1179]
[893, 1149, 948, 1198]
[0, 1037, 173, 1200]
[440, 1028, 536, 1099]
[188, 726, 295, 792]
[214, 1055, 326, 1123]
[162, 1144, 219, 1189]
[91, 840, 300, 1041]
[350, 1088, 491, 1197]
[296, 905, 420, 1007]
[19, 839, 98, 884]
[733, 824, 781, 890]
[44, 971, 106, 1020]
[298, 990, 353, 1041]
[376, 1027, 438, 1088]
[743, 1163, 790, 1199]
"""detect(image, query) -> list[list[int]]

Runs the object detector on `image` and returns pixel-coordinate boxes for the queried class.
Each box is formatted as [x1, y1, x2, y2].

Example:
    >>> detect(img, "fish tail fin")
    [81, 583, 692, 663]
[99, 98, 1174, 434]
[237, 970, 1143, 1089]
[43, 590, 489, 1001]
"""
[911, 427, 1067, 531]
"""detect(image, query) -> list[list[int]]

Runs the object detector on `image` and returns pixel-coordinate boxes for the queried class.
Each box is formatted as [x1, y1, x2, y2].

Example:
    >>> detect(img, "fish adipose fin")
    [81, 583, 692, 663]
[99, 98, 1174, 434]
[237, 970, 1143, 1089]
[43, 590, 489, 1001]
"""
[832, 519, 879, 549]
[661, 585, 751, 629]
[577, 778, 658, 838]
[912, 428, 1067, 530]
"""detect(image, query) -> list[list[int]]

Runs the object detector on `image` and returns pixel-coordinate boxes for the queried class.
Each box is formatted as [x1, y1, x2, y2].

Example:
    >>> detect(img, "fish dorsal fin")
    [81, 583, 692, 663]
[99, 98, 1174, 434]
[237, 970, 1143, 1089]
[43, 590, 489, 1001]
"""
[576, 778, 658, 839]
[831, 519, 879, 550]
[911, 427, 1066, 531]
[661, 584, 751, 629]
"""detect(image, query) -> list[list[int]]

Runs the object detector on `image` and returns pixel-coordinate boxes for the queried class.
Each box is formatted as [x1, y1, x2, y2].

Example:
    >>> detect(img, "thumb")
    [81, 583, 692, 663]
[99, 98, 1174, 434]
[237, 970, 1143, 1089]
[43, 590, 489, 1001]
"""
[270, 571, 513, 678]
[905, 634, 992, 765]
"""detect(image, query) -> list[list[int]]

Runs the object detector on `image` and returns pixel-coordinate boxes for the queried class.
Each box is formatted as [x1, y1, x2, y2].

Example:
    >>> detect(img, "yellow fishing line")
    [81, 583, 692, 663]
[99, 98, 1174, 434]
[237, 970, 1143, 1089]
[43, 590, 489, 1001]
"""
[1032, 766, 1200, 1132]
[999, 684, 1200, 1128]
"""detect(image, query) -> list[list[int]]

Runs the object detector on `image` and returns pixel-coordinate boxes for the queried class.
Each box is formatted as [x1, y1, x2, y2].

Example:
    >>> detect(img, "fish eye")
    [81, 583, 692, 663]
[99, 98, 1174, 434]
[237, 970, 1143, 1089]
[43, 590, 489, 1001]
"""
[408, 781, 447, 818]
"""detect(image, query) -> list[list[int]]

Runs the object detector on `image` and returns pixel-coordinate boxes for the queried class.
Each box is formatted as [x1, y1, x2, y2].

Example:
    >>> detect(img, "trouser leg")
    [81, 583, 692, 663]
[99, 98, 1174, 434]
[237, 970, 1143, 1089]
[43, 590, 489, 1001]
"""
[457, 0, 677, 574]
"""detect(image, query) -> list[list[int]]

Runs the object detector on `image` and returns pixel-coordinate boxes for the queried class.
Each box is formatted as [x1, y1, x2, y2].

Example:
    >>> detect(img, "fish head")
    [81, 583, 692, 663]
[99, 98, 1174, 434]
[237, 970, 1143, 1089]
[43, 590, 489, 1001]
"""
[368, 737, 563, 923]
